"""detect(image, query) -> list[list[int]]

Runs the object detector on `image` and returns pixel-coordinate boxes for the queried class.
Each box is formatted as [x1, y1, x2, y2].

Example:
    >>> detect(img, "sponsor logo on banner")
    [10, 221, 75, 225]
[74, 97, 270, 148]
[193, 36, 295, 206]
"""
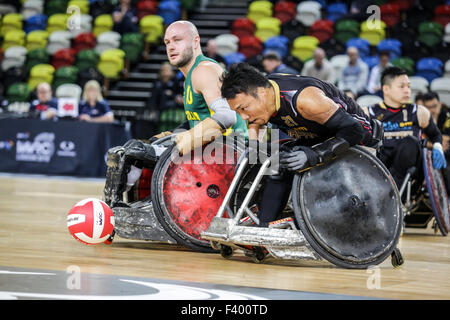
[57, 140, 77, 158]
[16, 132, 55, 163]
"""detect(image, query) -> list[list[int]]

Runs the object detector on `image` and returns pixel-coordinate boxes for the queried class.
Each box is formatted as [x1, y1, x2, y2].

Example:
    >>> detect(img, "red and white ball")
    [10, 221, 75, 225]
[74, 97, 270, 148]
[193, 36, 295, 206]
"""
[67, 198, 115, 245]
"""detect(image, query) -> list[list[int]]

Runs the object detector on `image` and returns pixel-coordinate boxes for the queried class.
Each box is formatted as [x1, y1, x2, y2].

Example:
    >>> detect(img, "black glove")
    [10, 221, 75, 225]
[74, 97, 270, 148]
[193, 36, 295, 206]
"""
[279, 145, 319, 172]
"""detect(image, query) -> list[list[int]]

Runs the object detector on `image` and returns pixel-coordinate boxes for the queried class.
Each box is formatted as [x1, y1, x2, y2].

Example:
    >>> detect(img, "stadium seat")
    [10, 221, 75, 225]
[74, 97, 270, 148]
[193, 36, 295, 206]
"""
[75, 49, 99, 72]
[390, 0, 413, 11]
[444, 22, 450, 44]
[95, 31, 121, 54]
[215, 34, 239, 57]
[247, 1, 273, 24]
[224, 52, 246, 66]
[334, 19, 359, 44]
[360, 20, 386, 45]
[51, 48, 76, 69]
[409, 76, 429, 101]
[430, 77, 450, 104]
[98, 48, 125, 79]
[291, 35, 319, 62]
[308, 19, 333, 43]
[391, 56, 415, 75]
[28, 63, 55, 90]
[231, 18, 255, 38]
[356, 95, 383, 108]
[238, 35, 263, 59]
[263, 35, 289, 58]
[325, 3, 347, 22]
[73, 32, 96, 53]
[380, 3, 401, 28]
[444, 59, 450, 77]
[346, 38, 370, 58]
[362, 55, 379, 70]
[47, 13, 68, 33]
[6, 82, 32, 103]
[69, 14, 93, 37]
[137, 0, 158, 20]
[296, 1, 321, 26]
[93, 14, 113, 37]
[157, 0, 181, 25]
[26, 30, 49, 51]
[120, 32, 144, 64]
[1, 46, 27, 71]
[47, 30, 72, 55]
[1, 13, 23, 36]
[2, 30, 26, 50]
[377, 39, 402, 60]
[415, 57, 443, 82]
[434, 4, 450, 27]
[52, 65, 79, 89]
[418, 21, 443, 48]
[25, 14, 47, 33]
[68, 0, 89, 15]
[45, 0, 68, 16]
[25, 47, 49, 72]
[255, 17, 281, 42]
[22, 0, 45, 20]
[55, 83, 82, 100]
[139, 15, 164, 44]
[281, 19, 307, 43]
[273, 1, 296, 24]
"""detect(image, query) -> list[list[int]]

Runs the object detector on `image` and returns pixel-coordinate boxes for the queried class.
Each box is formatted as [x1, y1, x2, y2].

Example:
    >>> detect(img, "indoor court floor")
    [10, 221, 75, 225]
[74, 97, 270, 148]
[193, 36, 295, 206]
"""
[0, 174, 449, 300]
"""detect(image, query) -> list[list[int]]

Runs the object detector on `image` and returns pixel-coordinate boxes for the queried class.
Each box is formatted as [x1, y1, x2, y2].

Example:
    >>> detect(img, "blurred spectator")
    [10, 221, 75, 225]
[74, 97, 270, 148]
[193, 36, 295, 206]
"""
[29, 82, 58, 120]
[422, 91, 450, 132]
[79, 80, 114, 123]
[262, 51, 299, 75]
[113, 0, 139, 34]
[205, 39, 226, 67]
[337, 46, 369, 97]
[367, 51, 391, 96]
[415, 92, 425, 105]
[148, 62, 184, 112]
[301, 47, 336, 83]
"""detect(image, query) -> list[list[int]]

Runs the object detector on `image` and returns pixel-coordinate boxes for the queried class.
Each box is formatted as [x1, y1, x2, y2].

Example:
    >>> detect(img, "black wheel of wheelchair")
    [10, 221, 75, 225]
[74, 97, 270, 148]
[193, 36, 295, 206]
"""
[292, 146, 403, 269]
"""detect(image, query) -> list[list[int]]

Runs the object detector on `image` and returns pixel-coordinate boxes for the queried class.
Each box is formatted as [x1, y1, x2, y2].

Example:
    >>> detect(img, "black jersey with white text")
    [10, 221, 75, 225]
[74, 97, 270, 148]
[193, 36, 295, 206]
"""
[267, 73, 373, 147]
[367, 102, 421, 149]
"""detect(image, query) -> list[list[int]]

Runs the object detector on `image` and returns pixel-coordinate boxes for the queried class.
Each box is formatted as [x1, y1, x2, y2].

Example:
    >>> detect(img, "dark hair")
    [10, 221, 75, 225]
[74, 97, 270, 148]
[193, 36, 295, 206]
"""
[221, 63, 271, 99]
[262, 51, 281, 61]
[381, 66, 408, 86]
[378, 50, 390, 58]
[414, 91, 425, 103]
[422, 91, 440, 102]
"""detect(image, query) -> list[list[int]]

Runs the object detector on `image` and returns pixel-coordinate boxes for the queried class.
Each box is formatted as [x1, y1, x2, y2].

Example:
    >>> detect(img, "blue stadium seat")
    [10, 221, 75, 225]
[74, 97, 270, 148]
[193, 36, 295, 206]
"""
[362, 55, 380, 70]
[263, 35, 289, 58]
[346, 38, 370, 58]
[158, 0, 181, 25]
[224, 52, 246, 66]
[326, 3, 347, 22]
[415, 57, 443, 82]
[25, 14, 48, 34]
[377, 38, 402, 60]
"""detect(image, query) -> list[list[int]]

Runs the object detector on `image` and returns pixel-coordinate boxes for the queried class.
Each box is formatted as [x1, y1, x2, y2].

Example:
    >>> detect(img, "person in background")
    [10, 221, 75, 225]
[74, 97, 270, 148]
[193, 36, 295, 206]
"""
[112, 0, 138, 34]
[204, 39, 226, 67]
[367, 50, 391, 97]
[79, 80, 114, 123]
[262, 51, 299, 75]
[301, 47, 336, 84]
[414, 91, 425, 106]
[148, 61, 184, 112]
[29, 82, 58, 120]
[337, 46, 369, 97]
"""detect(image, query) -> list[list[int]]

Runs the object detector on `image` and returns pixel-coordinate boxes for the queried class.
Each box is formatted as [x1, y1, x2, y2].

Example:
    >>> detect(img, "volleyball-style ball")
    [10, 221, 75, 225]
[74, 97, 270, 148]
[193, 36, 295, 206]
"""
[67, 198, 115, 245]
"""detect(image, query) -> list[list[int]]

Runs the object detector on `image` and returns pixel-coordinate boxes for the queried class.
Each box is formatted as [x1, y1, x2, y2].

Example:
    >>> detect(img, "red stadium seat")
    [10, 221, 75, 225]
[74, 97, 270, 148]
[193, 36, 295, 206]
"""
[389, 0, 413, 11]
[52, 48, 76, 69]
[309, 19, 334, 43]
[73, 32, 96, 53]
[380, 3, 400, 28]
[238, 35, 263, 58]
[273, 1, 296, 24]
[434, 5, 450, 28]
[137, 0, 158, 20]
[231, 18, 255, 38]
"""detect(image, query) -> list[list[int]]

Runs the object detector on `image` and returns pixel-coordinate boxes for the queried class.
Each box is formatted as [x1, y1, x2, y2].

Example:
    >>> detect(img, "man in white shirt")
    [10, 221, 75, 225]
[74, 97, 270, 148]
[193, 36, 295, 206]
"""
[367, 50, 391, 96]
[337, 46, 369, 97]
[301, 47, 336, 84]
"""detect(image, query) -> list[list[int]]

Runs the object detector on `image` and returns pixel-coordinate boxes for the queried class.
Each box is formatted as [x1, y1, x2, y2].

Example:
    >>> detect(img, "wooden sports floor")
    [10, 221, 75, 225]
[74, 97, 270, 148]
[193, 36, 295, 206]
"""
[0, 174, 449, 300]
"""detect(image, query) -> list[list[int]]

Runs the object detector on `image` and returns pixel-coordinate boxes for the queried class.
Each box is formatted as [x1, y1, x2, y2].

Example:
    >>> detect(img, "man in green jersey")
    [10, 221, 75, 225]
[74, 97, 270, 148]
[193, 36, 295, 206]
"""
[158, 20, 248, 155]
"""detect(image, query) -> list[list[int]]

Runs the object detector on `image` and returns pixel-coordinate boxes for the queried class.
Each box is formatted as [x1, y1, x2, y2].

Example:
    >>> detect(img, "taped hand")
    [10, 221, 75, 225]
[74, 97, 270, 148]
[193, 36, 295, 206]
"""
[432, 143, 447, 170]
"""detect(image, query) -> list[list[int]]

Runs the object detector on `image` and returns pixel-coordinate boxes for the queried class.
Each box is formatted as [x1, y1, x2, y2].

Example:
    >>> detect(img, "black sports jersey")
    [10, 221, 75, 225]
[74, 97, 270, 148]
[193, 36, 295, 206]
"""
[367, 102, 421, 149]
[267, 73, 373, 146]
